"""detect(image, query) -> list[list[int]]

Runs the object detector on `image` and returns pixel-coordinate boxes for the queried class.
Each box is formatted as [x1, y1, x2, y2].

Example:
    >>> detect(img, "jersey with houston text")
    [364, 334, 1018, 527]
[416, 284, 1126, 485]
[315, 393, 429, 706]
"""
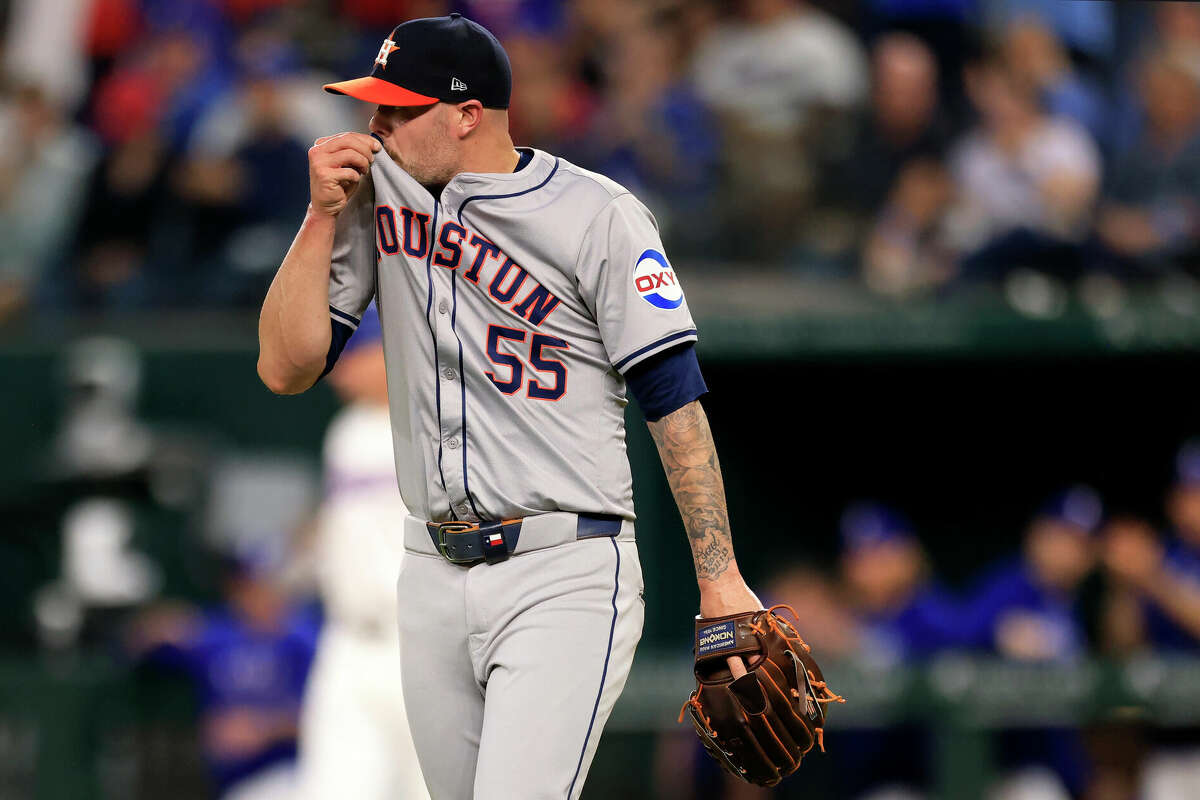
[327, 148, 697, 522]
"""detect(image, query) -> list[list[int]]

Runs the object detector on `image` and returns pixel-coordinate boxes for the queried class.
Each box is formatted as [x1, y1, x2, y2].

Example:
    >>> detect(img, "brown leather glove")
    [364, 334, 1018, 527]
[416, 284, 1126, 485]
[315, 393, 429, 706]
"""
[679, 605, 844, 787]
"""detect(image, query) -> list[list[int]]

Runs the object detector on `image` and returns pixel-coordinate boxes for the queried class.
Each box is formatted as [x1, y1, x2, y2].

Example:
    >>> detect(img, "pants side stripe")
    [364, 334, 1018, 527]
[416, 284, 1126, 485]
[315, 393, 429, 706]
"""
[566, 538, 621, 799]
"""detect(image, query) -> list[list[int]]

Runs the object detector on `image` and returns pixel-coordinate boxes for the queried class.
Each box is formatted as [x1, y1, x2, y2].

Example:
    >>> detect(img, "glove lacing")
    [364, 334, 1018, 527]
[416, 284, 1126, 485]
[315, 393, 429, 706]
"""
[680, 605, 846, 752]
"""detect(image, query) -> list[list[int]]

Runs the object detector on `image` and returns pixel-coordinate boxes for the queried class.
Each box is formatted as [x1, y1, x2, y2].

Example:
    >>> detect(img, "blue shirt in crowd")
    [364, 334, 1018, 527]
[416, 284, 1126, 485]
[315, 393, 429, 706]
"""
[146, 608, 319, 793]
[857, 584, 964, 665]
[961, 559, 1090, 794]
[1145, 537, 1200, 652]
[962, 559, 1085, 659]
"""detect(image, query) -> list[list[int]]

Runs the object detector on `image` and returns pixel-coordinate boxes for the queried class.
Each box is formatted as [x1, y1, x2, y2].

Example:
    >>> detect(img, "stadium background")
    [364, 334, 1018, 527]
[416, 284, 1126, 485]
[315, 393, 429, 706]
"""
[3, 0, 1200, 798]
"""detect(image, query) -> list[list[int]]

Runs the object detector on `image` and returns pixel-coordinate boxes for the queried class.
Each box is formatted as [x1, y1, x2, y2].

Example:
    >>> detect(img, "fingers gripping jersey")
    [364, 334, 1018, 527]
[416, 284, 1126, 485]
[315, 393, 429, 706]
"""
[327, 149, 697, 522]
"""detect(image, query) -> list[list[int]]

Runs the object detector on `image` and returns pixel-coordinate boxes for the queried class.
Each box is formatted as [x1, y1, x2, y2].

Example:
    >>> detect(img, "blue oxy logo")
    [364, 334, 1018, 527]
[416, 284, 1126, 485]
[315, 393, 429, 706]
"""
[633, 250, 684, 310]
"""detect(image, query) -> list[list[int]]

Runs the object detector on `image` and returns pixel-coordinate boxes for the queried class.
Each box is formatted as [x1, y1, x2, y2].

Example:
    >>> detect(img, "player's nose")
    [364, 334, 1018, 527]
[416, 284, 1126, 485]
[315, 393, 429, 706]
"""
[369, 110, 391, 137]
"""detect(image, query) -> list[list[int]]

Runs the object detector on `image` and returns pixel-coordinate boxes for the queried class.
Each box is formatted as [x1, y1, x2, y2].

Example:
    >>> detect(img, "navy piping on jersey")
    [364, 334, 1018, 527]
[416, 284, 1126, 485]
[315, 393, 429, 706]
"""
[451, 156, 558, 519]
[422, 203, 451, 513]
[328, 305, 360, 327]
[456, 158, 560, 223]
[451, 270, 483, 519]
[319, 317, 357, 379]
[612, 329, 698, 372]
[567, 537, 621, 799]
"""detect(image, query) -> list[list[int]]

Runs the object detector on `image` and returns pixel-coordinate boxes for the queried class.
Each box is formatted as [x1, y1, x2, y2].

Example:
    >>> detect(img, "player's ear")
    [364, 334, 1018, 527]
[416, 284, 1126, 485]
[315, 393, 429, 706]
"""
[454, 100, 484, 138]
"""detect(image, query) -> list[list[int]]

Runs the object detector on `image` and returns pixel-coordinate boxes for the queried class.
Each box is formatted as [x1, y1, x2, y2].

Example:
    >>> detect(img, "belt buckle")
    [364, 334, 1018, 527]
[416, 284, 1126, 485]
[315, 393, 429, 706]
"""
[434, 521, 479, 564]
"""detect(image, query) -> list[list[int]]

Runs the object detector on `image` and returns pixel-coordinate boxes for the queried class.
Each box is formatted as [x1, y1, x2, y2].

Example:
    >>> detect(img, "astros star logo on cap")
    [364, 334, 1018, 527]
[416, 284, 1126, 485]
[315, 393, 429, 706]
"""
[375, 38, 397, 68]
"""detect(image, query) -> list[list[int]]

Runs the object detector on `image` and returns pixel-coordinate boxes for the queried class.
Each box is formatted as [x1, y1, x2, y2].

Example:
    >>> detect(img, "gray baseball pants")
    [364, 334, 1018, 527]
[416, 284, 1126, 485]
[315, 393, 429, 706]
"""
[397, 514, 645, 799]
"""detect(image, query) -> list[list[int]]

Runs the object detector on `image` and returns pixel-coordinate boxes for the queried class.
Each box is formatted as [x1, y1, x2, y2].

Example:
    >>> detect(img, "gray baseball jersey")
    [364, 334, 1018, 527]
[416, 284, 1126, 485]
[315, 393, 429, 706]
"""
[327, 147, 697, 523]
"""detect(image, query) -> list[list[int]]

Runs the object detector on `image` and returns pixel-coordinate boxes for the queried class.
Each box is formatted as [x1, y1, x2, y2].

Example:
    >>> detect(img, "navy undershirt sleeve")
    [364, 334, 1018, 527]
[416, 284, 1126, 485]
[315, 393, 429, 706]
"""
[320, 318, 356, 378]
[624, 343, 708, 422]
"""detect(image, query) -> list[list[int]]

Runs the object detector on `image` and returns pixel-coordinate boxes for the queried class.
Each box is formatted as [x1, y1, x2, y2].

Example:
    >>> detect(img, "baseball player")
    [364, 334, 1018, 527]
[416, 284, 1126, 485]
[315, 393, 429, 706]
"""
[257, 13, 760, 799]
[296, 304, 429, 800]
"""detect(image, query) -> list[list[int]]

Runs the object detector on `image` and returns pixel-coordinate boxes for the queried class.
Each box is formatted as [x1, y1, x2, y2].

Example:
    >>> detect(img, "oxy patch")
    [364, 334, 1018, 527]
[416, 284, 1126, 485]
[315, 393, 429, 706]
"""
[697, 620, 738, 656]
[633, 249, 683, 310]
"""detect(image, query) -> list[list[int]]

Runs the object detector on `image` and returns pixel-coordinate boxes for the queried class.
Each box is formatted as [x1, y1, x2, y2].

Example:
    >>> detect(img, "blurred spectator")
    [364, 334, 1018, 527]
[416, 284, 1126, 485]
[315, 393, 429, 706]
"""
[177, 23, 352, 306]
[764, 564, 859, 659]
[506, 32, 596, 159]
[295, 306, 429, 800]
[984, 0, 1114, 69]
[1100, 514, 1165, 655]
[963, 486, 1101, 660]
[127, 556, 318, 800]
[861, 159, 955, 295]
[1100, 449, 1200, 800]
[581, 9, 720, 255]
[835, 34, 953, 222]
[1103, 442, 1200, 652]
[961, 486, 1102, 798]
[691, 0, 868, 258]
[860, 0, 977, 119]
[0, 85, 98, 321]
[84, 0, 145, 79]
[945, 51, 1101, 282]
[822, 33, 955, 291]
[840, 502, 961, 666]
[64, 31, 220, 309]
[1002, 17, 1110, 150]
[2, 0, 92, 110]
[1095, 49, 1200, 278]
[835, 502, 961, 800]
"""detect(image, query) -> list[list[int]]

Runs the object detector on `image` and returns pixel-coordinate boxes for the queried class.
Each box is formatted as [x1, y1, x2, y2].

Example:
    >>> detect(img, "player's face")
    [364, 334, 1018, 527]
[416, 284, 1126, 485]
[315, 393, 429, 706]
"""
[370, 102, 460, 188]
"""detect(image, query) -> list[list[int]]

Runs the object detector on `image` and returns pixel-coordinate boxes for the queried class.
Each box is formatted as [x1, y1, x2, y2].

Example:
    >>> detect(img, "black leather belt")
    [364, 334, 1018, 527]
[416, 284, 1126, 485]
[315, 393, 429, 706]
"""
[426, 513, 623, 565]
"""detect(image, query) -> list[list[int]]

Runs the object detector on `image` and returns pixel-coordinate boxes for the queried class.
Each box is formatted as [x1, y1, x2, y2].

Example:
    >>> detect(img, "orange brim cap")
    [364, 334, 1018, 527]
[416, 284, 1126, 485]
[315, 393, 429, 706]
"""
[323, 76, 439, 106]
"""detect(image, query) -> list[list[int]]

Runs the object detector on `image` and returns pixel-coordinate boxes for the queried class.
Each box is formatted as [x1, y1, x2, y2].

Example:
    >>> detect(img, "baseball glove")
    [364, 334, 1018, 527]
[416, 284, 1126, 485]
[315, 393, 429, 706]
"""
[679, 604, 844, 787]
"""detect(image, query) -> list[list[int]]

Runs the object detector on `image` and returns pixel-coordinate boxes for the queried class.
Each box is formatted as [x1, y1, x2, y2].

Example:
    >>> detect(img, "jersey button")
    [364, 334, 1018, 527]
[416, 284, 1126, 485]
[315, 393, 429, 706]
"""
[438, 300, 449, 315]
[446, 437, 460, 449]
[442, 367, 457, 381]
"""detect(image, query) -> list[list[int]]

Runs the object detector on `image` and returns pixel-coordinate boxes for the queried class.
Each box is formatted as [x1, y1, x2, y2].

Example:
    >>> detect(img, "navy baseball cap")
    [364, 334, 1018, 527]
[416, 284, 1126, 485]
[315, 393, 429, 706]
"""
[324, 13, 512, 109]
[840, 502, 913, 552]
[1037, 485, 1103, 534]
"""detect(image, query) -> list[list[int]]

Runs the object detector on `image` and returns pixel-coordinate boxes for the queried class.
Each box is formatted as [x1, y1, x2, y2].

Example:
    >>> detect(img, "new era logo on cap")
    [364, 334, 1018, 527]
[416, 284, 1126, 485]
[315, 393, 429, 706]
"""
[451, 77, 468, 92]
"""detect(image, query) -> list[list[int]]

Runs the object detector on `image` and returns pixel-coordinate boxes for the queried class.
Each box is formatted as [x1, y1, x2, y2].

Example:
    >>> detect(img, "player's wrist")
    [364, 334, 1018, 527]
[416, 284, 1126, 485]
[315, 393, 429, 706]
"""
[306, 202, 341, 222]
[697, 569, 760, 618]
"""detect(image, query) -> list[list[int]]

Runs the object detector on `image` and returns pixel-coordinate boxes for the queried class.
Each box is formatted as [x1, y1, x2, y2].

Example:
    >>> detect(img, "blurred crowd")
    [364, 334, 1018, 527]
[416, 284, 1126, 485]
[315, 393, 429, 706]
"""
[2, 0, 1199, 321]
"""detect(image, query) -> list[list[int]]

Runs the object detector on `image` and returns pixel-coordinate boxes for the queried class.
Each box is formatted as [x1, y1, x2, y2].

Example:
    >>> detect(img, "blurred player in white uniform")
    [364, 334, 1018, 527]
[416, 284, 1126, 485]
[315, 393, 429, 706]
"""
[297, 305, 429, 800]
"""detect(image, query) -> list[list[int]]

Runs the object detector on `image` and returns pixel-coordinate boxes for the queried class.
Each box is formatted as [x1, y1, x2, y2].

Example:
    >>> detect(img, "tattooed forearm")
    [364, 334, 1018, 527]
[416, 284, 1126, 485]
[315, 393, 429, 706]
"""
[647, 400, 737, 582]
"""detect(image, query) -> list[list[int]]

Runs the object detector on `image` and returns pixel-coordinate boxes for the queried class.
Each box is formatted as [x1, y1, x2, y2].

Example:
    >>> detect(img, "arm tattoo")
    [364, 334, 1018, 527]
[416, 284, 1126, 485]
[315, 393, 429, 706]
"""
[647, 400, 735, 582]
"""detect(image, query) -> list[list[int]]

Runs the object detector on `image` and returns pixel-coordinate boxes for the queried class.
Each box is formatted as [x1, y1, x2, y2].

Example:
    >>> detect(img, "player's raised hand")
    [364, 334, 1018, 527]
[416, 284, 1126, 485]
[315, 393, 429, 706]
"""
[308, 132, 381, 217]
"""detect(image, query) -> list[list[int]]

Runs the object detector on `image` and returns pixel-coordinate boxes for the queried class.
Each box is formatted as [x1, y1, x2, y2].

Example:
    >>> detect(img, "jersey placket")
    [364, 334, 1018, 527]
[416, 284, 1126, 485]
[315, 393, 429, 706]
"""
[427, 205, 473, 521]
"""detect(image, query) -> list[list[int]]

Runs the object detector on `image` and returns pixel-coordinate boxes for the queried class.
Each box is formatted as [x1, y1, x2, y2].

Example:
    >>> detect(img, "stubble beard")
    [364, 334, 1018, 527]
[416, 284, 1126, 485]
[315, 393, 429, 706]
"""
[389, 126, 458, 190]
